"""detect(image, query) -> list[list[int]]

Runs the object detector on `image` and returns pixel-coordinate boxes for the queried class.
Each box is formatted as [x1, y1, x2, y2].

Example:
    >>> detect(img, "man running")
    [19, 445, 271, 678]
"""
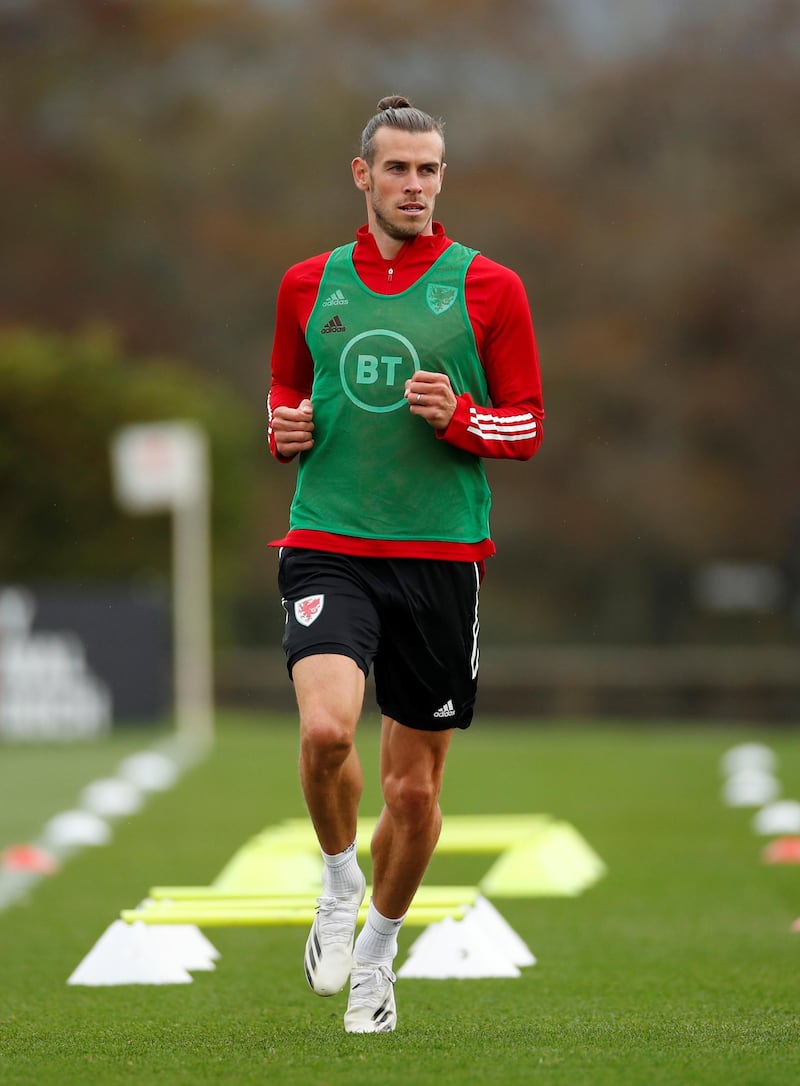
[268, 95, 544, 1032]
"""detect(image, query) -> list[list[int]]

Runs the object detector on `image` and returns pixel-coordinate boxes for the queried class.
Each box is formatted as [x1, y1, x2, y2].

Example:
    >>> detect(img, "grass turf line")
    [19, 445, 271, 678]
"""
[0, 714, 799, 1085]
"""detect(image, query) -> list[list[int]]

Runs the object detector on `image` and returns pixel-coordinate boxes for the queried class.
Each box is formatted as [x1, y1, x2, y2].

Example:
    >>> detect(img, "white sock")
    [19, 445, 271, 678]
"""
[353, 900, 406, 966]
[321, 840, 363, 899]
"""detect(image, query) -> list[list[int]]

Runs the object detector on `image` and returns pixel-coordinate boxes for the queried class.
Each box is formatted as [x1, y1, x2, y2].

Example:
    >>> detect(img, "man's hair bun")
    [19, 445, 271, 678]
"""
[377, 95, 413, 112]
[360, 96, 445, 163]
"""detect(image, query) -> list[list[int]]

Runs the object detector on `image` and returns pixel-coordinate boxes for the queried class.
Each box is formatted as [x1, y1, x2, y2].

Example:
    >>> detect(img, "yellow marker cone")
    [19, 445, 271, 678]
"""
[479, 822, 606, 897]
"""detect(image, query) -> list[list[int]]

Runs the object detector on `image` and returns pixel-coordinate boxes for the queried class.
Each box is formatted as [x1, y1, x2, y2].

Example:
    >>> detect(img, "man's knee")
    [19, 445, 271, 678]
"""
[301, 712, 355, 770]
[382, 771, 440, 825]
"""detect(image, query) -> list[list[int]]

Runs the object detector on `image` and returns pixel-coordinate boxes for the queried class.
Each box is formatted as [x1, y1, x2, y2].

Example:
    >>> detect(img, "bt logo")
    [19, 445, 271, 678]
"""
[339, 330, 420, 413]
[355, 354, 404, 386]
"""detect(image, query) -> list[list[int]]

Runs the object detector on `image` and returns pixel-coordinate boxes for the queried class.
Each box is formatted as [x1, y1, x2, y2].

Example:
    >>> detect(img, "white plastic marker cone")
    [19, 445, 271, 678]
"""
[67, 921, 193, 986]
[721, 743, 777, 777]
[468, 895, 536, 967]
[118, 751, 179, 793]
[42, 810, 112, 851]
[752, 800, 800, 837]
[722, 768, 780, 808]
[398, 911, 521, 979]
[80, 778, 144, 819]
[138, 922, 220, 972]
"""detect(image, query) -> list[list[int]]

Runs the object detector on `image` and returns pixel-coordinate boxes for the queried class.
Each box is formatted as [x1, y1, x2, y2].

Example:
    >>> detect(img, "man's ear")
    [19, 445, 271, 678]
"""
[352, 157, 371, 191]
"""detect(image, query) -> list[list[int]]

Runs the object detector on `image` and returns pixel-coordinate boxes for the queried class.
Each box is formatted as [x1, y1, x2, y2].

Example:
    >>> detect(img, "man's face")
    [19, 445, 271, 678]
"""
[353, 128, 446, 244]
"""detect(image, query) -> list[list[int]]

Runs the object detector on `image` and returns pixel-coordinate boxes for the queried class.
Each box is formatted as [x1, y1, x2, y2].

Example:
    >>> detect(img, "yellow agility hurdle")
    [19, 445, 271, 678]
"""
[122, 883, 479, 927]
[117, 813, 605, 929]
[121, 902, 470, 927]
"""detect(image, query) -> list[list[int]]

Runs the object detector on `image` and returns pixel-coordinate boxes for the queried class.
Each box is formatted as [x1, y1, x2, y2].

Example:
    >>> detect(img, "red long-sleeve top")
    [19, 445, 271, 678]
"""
[268, 222, 544, 561]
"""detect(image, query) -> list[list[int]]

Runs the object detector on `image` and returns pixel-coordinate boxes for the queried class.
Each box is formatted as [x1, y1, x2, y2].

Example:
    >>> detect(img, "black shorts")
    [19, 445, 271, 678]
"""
[277, 548, 483, 732]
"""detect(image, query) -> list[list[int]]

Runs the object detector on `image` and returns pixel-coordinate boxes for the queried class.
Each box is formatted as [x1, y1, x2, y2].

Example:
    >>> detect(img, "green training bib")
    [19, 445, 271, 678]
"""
[290, 241, 491, 543]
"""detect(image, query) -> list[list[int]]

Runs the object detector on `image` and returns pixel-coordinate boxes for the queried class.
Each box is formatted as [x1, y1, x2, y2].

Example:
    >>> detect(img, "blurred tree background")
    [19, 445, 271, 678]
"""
[0, 327, 255, 639]
[1, 0, 798, 652]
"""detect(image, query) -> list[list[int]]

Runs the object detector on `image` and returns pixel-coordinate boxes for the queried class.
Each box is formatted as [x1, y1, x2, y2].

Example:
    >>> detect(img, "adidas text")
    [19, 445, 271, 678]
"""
[322, 289, 348, 307]
[434, 699, 456, 719]
[321, 315, 346, 334]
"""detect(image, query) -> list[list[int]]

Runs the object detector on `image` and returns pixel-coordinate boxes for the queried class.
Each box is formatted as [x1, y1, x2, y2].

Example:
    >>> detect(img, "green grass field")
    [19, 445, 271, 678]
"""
[1, 713, 799, 1085]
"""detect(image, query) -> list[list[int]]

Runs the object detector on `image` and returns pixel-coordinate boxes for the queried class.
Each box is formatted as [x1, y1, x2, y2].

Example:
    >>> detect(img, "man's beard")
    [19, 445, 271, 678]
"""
[371, 197, 431, 241]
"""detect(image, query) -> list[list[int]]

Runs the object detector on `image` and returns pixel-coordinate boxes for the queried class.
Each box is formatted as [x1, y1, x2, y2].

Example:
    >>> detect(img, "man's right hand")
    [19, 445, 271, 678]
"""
[272, 398, 314, 457]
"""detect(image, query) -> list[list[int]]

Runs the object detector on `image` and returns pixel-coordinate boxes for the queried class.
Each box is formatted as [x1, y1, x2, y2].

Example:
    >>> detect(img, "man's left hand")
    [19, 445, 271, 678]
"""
[404, 370, 457, 432]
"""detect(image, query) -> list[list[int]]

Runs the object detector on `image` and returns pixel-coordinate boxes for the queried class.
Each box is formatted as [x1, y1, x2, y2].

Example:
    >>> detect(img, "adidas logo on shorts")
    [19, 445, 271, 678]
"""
[434, 699, 456, 719]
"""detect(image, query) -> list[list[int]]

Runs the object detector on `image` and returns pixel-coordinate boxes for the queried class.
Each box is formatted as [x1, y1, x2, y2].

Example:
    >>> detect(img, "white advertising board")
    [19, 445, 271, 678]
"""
[111, 422, 206, 512]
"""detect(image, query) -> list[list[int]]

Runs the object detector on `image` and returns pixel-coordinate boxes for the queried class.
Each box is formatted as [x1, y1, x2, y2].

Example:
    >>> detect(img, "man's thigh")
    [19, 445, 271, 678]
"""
[292, 653, 366, 735]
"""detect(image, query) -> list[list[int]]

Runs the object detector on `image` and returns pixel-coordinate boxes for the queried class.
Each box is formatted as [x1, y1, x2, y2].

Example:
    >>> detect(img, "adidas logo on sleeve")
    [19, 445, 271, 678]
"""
[322, 289, 348, 307]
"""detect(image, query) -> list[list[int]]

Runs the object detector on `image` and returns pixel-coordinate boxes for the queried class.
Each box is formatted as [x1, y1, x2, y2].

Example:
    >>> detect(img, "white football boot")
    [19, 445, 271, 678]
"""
[344, 962, 397, 1033]
[304, 871, 366, 996]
